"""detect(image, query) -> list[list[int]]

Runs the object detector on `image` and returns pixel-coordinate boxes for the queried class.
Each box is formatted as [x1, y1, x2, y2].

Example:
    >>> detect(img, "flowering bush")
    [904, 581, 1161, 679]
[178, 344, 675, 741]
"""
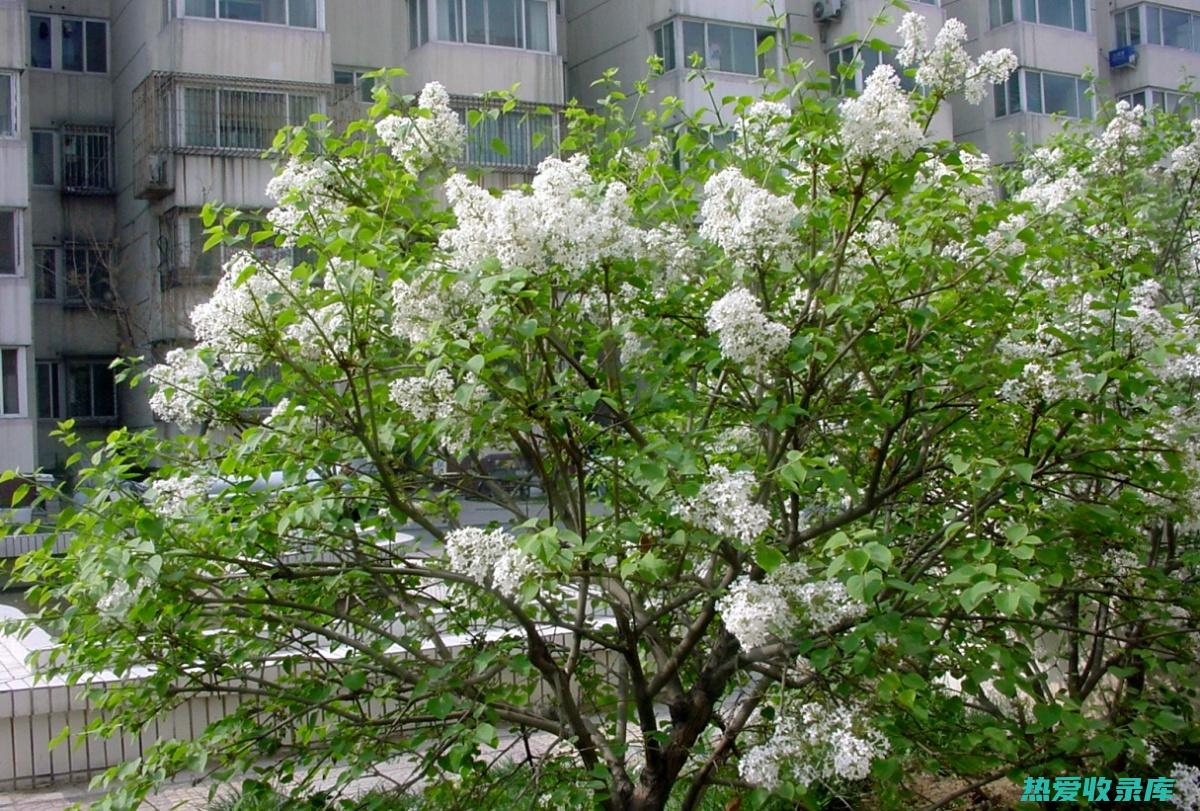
[12, 20, 1200, 811]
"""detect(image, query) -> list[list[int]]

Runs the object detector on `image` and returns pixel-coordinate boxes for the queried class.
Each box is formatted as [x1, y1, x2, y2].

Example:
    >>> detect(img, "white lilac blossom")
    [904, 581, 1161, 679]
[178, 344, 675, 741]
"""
[147, 474, 210, 519]
[1168, 119, 1200, 178]
[1016, 148, 1086, 213]
[284, 301, 352, 361]
[716, 576, 790, 650]
[922, 151, 995, 209]
[375, 81, 466, 174]
[698, 167, 799, 265]
[705, 288, 791, 372]
[1171, 763, 1200, 811]
[1090, 101, 1145, 175]
[97, 578, 142, 620]
[739, 702, 890, 789]
[846, 219, 900, 267]
[439, 156, 641, 276]
[443, 527, 537, 598]
[732, 100, 792, 160]
[189, 252, 300, 371]
[897, 14, 1017, 105]
[793, 577, 868, 629]
[389, 368, 457, 422]
[265, 156, 342, 245]
[839, 65, 923, 161]
[147, 348, 222, 425]
[639, 223, 701, 286]
[677, 464, 771, 545]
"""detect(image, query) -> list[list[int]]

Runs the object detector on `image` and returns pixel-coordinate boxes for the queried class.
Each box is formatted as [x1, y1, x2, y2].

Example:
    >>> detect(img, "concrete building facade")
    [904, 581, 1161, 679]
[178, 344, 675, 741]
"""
[0, 0, 1197, 475]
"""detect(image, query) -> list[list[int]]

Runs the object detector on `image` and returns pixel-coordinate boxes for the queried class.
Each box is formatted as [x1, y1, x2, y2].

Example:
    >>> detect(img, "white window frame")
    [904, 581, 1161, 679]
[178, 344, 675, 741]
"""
[0, 72, 16, 138]
[1144, 4, 1200, 53]
[993, 71, 1023, 118]
[1115, 6, 1143, 46]
[172, 0, 325, 31]
[1019, 0, 1088, 31]
[828, 44, 914, 95]
[652, 21, 676, 71]
[0, 348, 24, 418]
[1024, 68, 1092, 119]
[28, 14, 110, 74]
[1119, 88, 1196, 118]
[0, 210, 22, 277]
[678, 17, 776, 77]
[333, 68, 376, 103]
[431, 0, 555, 53]
[36, 360, 62, 420]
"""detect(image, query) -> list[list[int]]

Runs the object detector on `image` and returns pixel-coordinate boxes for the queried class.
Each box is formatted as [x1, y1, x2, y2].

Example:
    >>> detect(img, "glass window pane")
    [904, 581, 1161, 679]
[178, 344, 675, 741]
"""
[289, 0, 317, 27]
[526, 0, 549, 51]
[1071, 0, 1086, 30]
[36, 363, 56, 419]
[62, 19, 84, 71]
[1129, 8, 1141, 42]
[1025, 71, 1042, 113]
[1161, 8, 1191, 48]
[1041, 72, 1078, 116]
[359, 75, 374, 102]
[1076, 78, 1091, 118]
[289, 94, 317, 124]
[1, 350, 17, 415]
[185, 0, 217, 16]
[989, 0, 1002, 28]
[0, 76, 12, 136]
[93, 365, 115, 418]
[705, 23, 733, 72]
[1003, 0, 1014, 24]
[1037, 0, 1071, 27]
[1007, 73, 1021, 113]
[439, 0, 461, 40]
[85, 21, 107, 72]
[683, 21, 705, 68]
[32, 132, 52, 186]
[185, 88, 217, 146]
[409, 0, 422, 47]
[466, 0, 486, 43]
[1147, 6, 1160, 43]
[67, 365, 91, 417]
[757, 29, 774, 75]
[35, 248, 56, 299]
[994, 82, 1007, 117]
[488, 0, 520, 47]
[0, 211, 15, 275]
[1116, 13, 1127, 45]
[30, 16, 53, 68]
[729, 25, 756, 74]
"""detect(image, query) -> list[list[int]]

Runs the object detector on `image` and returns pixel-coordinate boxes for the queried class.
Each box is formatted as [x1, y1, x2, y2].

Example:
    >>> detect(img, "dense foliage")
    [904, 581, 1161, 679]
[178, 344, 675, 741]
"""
[9, 11, 1200, 810]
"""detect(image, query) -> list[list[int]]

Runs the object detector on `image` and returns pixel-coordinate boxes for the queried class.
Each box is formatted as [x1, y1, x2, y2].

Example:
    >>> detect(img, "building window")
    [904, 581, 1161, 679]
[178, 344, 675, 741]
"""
[1, 349, 20, 416]
[993, 72, 1022, 117]
[1020, 0, 1087, 30]
[828, 45, 914, 95]
[179, 0, 319, 28]
[409, 0, 430, 47]
[990, 0, 1015, 26]
[31, 131, 56, 186]
[1025, 69, 1091, 118]
[29, 15, 108, 73]
[1145, 5, 1200, 52]
[653, 21, 676, 71]
[0, 211, 18, 276]
[64, 246, 113, 306]
[334, 68, 376, 103]
[36, 361, 61, 419]
[1116, 7, 1142, 45]
[0, 73, 15, 137]
[34, 248, 58, 300]
[183, 86, 319, 151]
[435, 0, 551, 52]
[62, 128, 113, 193]
[1119, 88, 1196, 119]
[461, 108, 558, 169]
[66, 360, 117, 419]
[681, 20, 774, 76]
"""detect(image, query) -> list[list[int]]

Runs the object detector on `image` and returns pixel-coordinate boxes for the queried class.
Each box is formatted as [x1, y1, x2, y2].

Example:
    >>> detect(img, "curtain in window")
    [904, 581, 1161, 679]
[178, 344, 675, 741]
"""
[30, 16, 52, 68]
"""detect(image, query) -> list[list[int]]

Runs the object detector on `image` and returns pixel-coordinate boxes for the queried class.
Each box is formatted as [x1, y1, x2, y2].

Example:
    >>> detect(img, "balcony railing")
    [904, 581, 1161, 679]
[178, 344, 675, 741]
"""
[449, 94, 567, 175]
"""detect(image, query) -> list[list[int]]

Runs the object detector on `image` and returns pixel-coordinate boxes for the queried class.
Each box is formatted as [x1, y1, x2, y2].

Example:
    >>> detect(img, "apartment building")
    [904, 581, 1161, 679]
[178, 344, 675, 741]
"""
[0, 0, 1197, 477]
[0, 0, 570, 475]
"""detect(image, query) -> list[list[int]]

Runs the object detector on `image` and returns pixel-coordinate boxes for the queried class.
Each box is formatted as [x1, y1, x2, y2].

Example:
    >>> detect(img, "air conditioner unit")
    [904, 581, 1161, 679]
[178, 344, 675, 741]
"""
[1108, 45, 1138, 69]
[814, 0, 843, 22]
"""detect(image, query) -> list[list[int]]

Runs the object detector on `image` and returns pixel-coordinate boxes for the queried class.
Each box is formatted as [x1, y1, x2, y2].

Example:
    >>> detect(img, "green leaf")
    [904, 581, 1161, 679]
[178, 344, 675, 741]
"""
[993, 589, 1020, 616]
[756, 544, 784, 574]
[344, 671, 367, 692]
[466, 354, 485, 374]
[959, 580, 998, 612]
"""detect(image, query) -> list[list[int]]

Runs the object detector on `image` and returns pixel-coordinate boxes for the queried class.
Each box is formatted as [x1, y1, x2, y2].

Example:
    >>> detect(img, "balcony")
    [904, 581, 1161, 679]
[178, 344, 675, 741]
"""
[449, 94, 567, 177]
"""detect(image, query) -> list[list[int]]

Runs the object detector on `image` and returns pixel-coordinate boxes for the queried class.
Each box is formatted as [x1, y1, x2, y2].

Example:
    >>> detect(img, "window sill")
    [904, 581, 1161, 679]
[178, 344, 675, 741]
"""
[176, 15, 323, 32]
[656, 66, 763, 80]
[420, 39, 555, 56]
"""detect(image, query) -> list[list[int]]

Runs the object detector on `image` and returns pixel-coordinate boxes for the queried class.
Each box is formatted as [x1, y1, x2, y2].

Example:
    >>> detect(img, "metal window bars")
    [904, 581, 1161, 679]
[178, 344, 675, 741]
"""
[62, 125, 114, 194]
[448, 93, 566, 173]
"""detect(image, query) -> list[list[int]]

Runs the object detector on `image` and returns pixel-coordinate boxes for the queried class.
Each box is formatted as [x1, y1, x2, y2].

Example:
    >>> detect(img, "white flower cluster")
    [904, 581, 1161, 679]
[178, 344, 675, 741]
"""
[996, 324, 1086, 405]
[641, 223, 701, 286]
[190, 252, 300, 371]
[846, 219, 899, 267]
[147, 348, 222, 426]
[739, 702, 890, 789]
[1169, 118, 1200, 178]
[97, 578, 143, 620]
[699, 168, 799, 265]
[439, 155, 640, 276]
[1102, 548, 1141, 582]
[1016, 148, 1085, 213]
[897, 14, 1017, 105]
[839, 65, 923, 161]
[732, 100, 792, 160]
[265, 156, 342, 245]
[147, 474, 210, 518]
[443, 526, 537, 598]
[677, 464, 771, 545]
[717, 563, 867, 652]
[1090, 101, 1145, 175]
[706, 287, 791, 372]
[389, 368, 458, 422]
[284, 301, 352, 361]
[375, 81, 466, 175]
[1172, 763, 1200, 811]
[921, 151, 995, 209]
